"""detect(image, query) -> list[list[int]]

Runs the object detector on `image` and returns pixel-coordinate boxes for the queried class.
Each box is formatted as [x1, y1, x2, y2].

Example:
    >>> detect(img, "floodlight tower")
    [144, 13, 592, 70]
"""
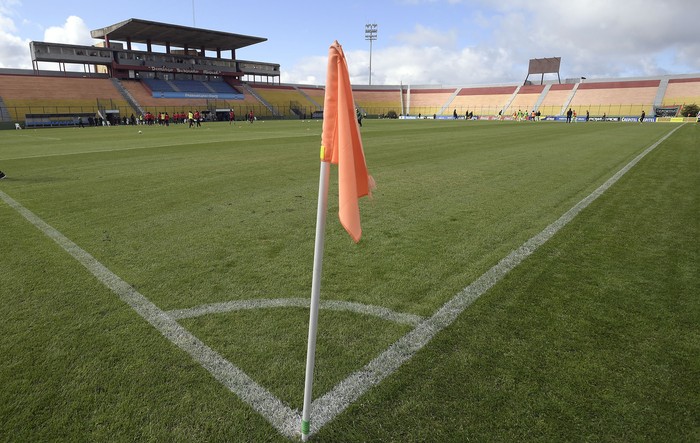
[365, 23, 378, 85]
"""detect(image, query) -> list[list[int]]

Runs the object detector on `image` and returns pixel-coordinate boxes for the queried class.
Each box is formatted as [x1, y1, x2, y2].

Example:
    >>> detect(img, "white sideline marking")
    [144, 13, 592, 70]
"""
[0, 191, 300, 439]
[290, 124, 684, 436]
[0, 124, 682, 440]
[168, 298, 424, 326]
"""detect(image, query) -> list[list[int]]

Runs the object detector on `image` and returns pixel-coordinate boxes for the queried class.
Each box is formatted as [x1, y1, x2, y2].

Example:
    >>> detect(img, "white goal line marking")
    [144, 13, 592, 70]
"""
[291, 124, 683, 436]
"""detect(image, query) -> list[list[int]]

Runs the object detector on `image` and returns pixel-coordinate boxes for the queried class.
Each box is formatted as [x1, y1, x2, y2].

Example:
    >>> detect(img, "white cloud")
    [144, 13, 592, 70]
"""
[395, 24, 458, 48]
[0, 13, 31, 68]
[280, 55, 327, 85]
[283, 23, 519, 86]
[493, 0, 700, 78]
[282, 0, 700, 85]
[43, 15, 92, 45]
[0, 10, 96, 70]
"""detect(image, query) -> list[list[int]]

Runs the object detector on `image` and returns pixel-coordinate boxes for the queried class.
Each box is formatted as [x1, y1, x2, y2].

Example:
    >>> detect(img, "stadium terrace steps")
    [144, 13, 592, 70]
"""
[251, 85, 318, 117]
[570, 80, 659, 115]
[449, 86, 518, 116]
[437, 88, 462, 116]
[2, 73, 699, 124]
[533, 84, 552, 111]
[294, 86, 323, 109]
[654, 78, 670, 108]
[353, 88, 402, 115]
[560, 82, 581, 115]
[119, 79, 213, 112]
[504, 84, 547, 114]
[141, 78, 241, 96]
[111, 78, 144, 117]
[403, 88, 455, 115]
[500, 85, 522, 115]
[0, 96, 11, 122]
[238, 83, 276, 116]
[209, 82, 242, 94]
[661, 77, 700, 106]
[297, 86, 325, 108]
[0, 75, 123, 101]
[537, 84, 574, 116]
[170, 80, 210, 94]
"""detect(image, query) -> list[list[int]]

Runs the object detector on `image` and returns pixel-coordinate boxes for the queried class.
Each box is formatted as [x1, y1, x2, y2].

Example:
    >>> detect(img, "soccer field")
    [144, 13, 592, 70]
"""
[1, 120, 698, 441]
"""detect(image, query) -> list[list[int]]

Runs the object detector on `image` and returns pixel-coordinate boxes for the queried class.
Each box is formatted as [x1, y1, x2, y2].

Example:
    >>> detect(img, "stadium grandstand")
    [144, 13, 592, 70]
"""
[0, 19, 699, 129]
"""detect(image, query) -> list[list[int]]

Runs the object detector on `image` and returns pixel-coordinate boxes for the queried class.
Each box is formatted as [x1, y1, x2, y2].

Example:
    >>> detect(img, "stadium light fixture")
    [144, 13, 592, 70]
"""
[365, 23, 378, 85]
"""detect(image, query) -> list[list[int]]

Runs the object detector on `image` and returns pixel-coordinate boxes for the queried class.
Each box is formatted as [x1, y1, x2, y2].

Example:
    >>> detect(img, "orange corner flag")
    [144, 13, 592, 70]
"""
[320, 41, 374, 243]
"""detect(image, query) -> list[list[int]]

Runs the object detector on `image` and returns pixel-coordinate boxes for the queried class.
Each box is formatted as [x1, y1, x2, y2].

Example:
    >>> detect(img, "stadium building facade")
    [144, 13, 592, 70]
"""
[29, 18, 280, 85]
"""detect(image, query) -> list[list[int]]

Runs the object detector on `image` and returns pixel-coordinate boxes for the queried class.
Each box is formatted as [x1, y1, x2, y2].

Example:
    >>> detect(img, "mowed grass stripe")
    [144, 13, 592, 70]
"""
[318, 123, 699, 442]
[0, 189, 300, 438]
[300, 124, 683, 436]
[1, 120, 693, 441]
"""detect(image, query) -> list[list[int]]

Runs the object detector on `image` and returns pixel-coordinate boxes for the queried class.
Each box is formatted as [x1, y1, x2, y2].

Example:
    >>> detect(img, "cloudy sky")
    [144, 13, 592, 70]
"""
[1, 0, 699, 86]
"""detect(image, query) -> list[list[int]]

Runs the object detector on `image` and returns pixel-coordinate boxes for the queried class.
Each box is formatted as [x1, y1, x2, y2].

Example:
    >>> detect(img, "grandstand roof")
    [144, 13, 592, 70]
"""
[90, 18, 266, 51]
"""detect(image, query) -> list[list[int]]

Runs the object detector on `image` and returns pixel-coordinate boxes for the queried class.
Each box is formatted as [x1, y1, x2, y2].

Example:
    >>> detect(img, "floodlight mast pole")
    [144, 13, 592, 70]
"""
[365, 23, 377, 85]
[192, 0, 196, 27]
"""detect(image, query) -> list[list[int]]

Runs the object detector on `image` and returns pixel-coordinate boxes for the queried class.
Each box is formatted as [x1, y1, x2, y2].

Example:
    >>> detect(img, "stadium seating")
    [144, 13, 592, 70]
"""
[504, 85, 546, 115]
[661, 78, 700, 110]
[251, 85, 319, 117]
[404, 88, 455, 116]
[569, 80, 659, 117]
[449, 86, 518, 116]
[2, 72, 699, 125]
[0, 74, 127, 122]
[0, 75, 123, 100]
[142, 78, 176, 93]
[537, 84, 575, 116]
[208, 82, 242, 94]
[297, 86, 325, 108]
[141, 78, 242, 96]
[170, 80, 210, 93]
[121, 79, 239, 115]
[352, 88, 402, 116]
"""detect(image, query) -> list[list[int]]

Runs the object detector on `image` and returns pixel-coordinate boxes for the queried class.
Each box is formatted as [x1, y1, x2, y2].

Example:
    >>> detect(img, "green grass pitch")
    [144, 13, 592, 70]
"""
[1, 119, 698, 441]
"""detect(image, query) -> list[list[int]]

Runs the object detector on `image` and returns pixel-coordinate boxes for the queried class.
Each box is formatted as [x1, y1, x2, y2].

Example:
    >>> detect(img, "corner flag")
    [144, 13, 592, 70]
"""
[301, 41, 373, 441]
[320, 40, 374, 243]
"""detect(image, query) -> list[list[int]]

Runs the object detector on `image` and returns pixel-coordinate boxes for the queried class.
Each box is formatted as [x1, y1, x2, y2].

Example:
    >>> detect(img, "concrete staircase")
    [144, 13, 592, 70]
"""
[560, 82, 581, 115]
[653, 77, 670, 111]
[533, 84, 552, 111]
[111, 78, 145, 116]
[438, 88, 463, 116]
[239, 83, 277, 116]
[501, 85, 522, 114]
[0, 96, 12, 122]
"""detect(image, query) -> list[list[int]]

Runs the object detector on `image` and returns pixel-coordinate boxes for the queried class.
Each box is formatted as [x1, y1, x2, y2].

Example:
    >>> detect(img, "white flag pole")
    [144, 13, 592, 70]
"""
[301, 160, 331, 441]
